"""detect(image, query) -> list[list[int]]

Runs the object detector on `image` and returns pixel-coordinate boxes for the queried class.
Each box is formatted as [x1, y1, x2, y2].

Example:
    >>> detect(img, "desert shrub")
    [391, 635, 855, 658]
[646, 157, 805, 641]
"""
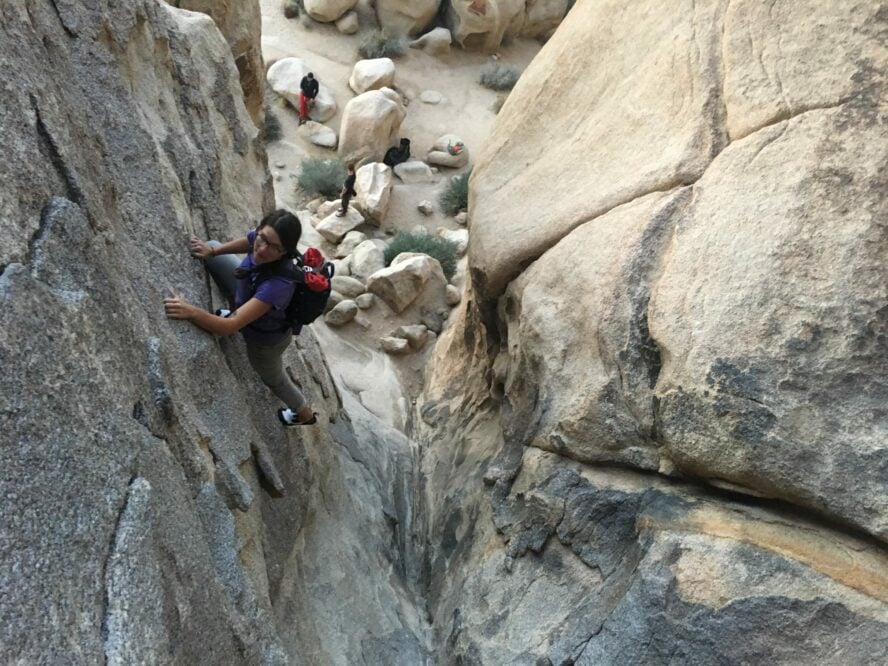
[297, 158, 346, 198]
[264, 108, 283, 143]
[384, 231, 458, 279]
[439, 169, 471, 216]
[358, 30, 407, 59]
[282, 0, 300, 18]
[479, 63, 521, 91]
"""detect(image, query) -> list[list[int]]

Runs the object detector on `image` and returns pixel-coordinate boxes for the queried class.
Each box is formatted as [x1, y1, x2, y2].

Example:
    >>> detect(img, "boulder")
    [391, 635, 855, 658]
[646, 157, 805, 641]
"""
[520, 0, 569, 39]
[351, 240, 387, 282]
[380, 336, 411, 355]
[304, 0, 358, 23]
[324, 299, 359, 326]
[325, 289, 345, 312]
[418, 201, 434, 216]
[394, 324, 429, 349]
[266, 58, 337, 122]
[438, 227, 468, 255]
[338, 88, 407, 164]
[366, 254, 440, 313]
[355, 293, 376, 309]
[445, 284, 461, 306]
[420, 90, 444, 105]
[355, 162, 394, 223]
[297, 121, 338, 149]
[376, 0, 441, 36]
[335, 10, 359, 33]
[409, 27, 452, 56]
[331, 275, 365, 298]
[427, 133, 469, 168]
[444, 0, 525, 51]
[454, 211, 468, 226]
[331, 256, 352, 277]
[315, 208, 365, 243]
[394, 160, 435, 183]
[349, 58, 396, 94]
[336, 230, 367, 257]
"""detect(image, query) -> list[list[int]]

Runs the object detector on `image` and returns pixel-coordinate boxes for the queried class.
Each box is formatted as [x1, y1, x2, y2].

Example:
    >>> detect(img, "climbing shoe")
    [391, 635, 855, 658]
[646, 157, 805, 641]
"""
[277, 408, 318, 426]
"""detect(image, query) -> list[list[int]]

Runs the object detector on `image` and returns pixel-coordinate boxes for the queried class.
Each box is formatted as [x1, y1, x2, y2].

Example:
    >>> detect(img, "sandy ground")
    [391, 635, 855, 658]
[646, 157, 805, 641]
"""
[259, 0, 541, 428]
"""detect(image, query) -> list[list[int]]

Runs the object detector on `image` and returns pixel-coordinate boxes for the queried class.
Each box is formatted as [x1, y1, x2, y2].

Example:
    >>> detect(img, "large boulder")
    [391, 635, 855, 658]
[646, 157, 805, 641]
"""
[367, 253, 446, 313]
[376, 0, 441, 36]
[394, 160, 435, 183]
[297, 120, 337, 148]
[409, 27, 452, 56]
[303, 0, 358, 23]
[520, 0, 570, 39]
[444, 0, 525, 51]
[411, 1, 888, 662]
[350, 240, 387, 281]
[469, 0, 885, 300]
[315, 208, 365, 243]
[266, 58, 337, 122]
[175, 0, 266, 123]
[427, 134, 469, 168]
[335, 10, 359, 33]
[338, 88, 407, 164]
[348, 58, 396, 94]
[354, 162, 394, 223]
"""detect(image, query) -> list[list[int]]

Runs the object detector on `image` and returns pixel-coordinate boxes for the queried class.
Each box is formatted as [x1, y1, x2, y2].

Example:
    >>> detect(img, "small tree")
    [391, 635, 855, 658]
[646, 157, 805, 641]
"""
[479, 63, 521, 91]
[358, 30, 407, 59]
[439, 169, 471, 216]
[282, 0, 300, 18]
[297, 158, 346, 198]
[384, 232, 458, 280]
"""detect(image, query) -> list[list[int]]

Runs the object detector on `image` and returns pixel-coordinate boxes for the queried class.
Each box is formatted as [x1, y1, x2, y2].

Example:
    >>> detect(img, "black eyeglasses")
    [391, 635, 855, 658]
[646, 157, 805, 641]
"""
[256, 230, 285, 254]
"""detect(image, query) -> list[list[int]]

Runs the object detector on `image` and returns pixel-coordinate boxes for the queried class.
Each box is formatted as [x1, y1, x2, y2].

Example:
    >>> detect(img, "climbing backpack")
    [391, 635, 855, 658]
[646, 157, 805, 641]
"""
[282, 248, 334, 334]
[247, 247, 334, 335]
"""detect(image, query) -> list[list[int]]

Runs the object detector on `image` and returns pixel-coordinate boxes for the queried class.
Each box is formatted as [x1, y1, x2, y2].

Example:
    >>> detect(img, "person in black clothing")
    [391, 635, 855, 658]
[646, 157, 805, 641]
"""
[383, 138, 411, 167]
[298, 72, 319, 125]
[337, 164, 357, 217]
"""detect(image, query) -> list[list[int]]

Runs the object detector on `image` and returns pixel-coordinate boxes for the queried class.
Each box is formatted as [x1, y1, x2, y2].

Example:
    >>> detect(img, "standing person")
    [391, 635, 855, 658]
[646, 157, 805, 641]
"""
[163, 210, 318, 426]
[336, 164, 357, 217]
[298, 72, 319, 125]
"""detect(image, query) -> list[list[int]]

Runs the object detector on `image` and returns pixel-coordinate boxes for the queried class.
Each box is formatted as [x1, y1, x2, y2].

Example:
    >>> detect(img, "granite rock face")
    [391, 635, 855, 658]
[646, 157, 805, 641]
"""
[414, 0, 888, 662]
[168, 0, 266, 122]
[0, 1, 426, 663]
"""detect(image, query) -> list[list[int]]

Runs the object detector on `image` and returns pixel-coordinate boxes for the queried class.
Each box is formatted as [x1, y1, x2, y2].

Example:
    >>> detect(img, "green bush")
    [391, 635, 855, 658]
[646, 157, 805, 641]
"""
[479, 63, 521, 91]
[297, 158, 346, 198]
[384, 232, 458, 279]
[439, 169, 471, 216]
[264, 108, 282, 143]
[358, 30, 407, 59]
[282, 0, 300, 18]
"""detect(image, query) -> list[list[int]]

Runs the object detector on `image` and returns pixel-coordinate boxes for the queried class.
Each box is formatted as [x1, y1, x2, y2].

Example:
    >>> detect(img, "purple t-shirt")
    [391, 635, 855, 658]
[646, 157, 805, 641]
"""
[235, 230, 296, 345]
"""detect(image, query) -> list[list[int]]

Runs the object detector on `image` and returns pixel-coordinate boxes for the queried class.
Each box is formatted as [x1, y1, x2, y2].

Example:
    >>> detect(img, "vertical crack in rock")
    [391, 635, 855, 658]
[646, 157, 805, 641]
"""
[47, 0, 77, 38]
[31, 97, 85, 209]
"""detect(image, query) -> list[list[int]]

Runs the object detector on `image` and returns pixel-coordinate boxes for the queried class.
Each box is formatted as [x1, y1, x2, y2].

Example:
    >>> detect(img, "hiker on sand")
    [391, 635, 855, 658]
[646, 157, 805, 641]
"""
[298, 72, 319, 125]
[163, 210, 318, 426]
[336, 164, 357, 217]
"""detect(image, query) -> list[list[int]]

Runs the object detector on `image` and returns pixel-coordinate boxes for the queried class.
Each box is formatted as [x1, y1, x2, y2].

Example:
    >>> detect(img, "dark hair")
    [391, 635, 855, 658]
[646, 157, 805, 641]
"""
[259, 209, 301, 255]
[234, 209, 301, 279]
[307, 72, 314, 79]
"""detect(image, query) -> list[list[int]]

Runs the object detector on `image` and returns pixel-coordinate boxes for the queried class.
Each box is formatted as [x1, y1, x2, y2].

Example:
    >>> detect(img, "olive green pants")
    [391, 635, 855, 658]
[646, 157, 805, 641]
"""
[205, 241, 307, 412]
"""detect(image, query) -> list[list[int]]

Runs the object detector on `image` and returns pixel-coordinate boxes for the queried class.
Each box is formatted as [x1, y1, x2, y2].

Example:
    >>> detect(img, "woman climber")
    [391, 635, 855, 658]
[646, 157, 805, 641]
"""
[164, 209, 319, 426]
